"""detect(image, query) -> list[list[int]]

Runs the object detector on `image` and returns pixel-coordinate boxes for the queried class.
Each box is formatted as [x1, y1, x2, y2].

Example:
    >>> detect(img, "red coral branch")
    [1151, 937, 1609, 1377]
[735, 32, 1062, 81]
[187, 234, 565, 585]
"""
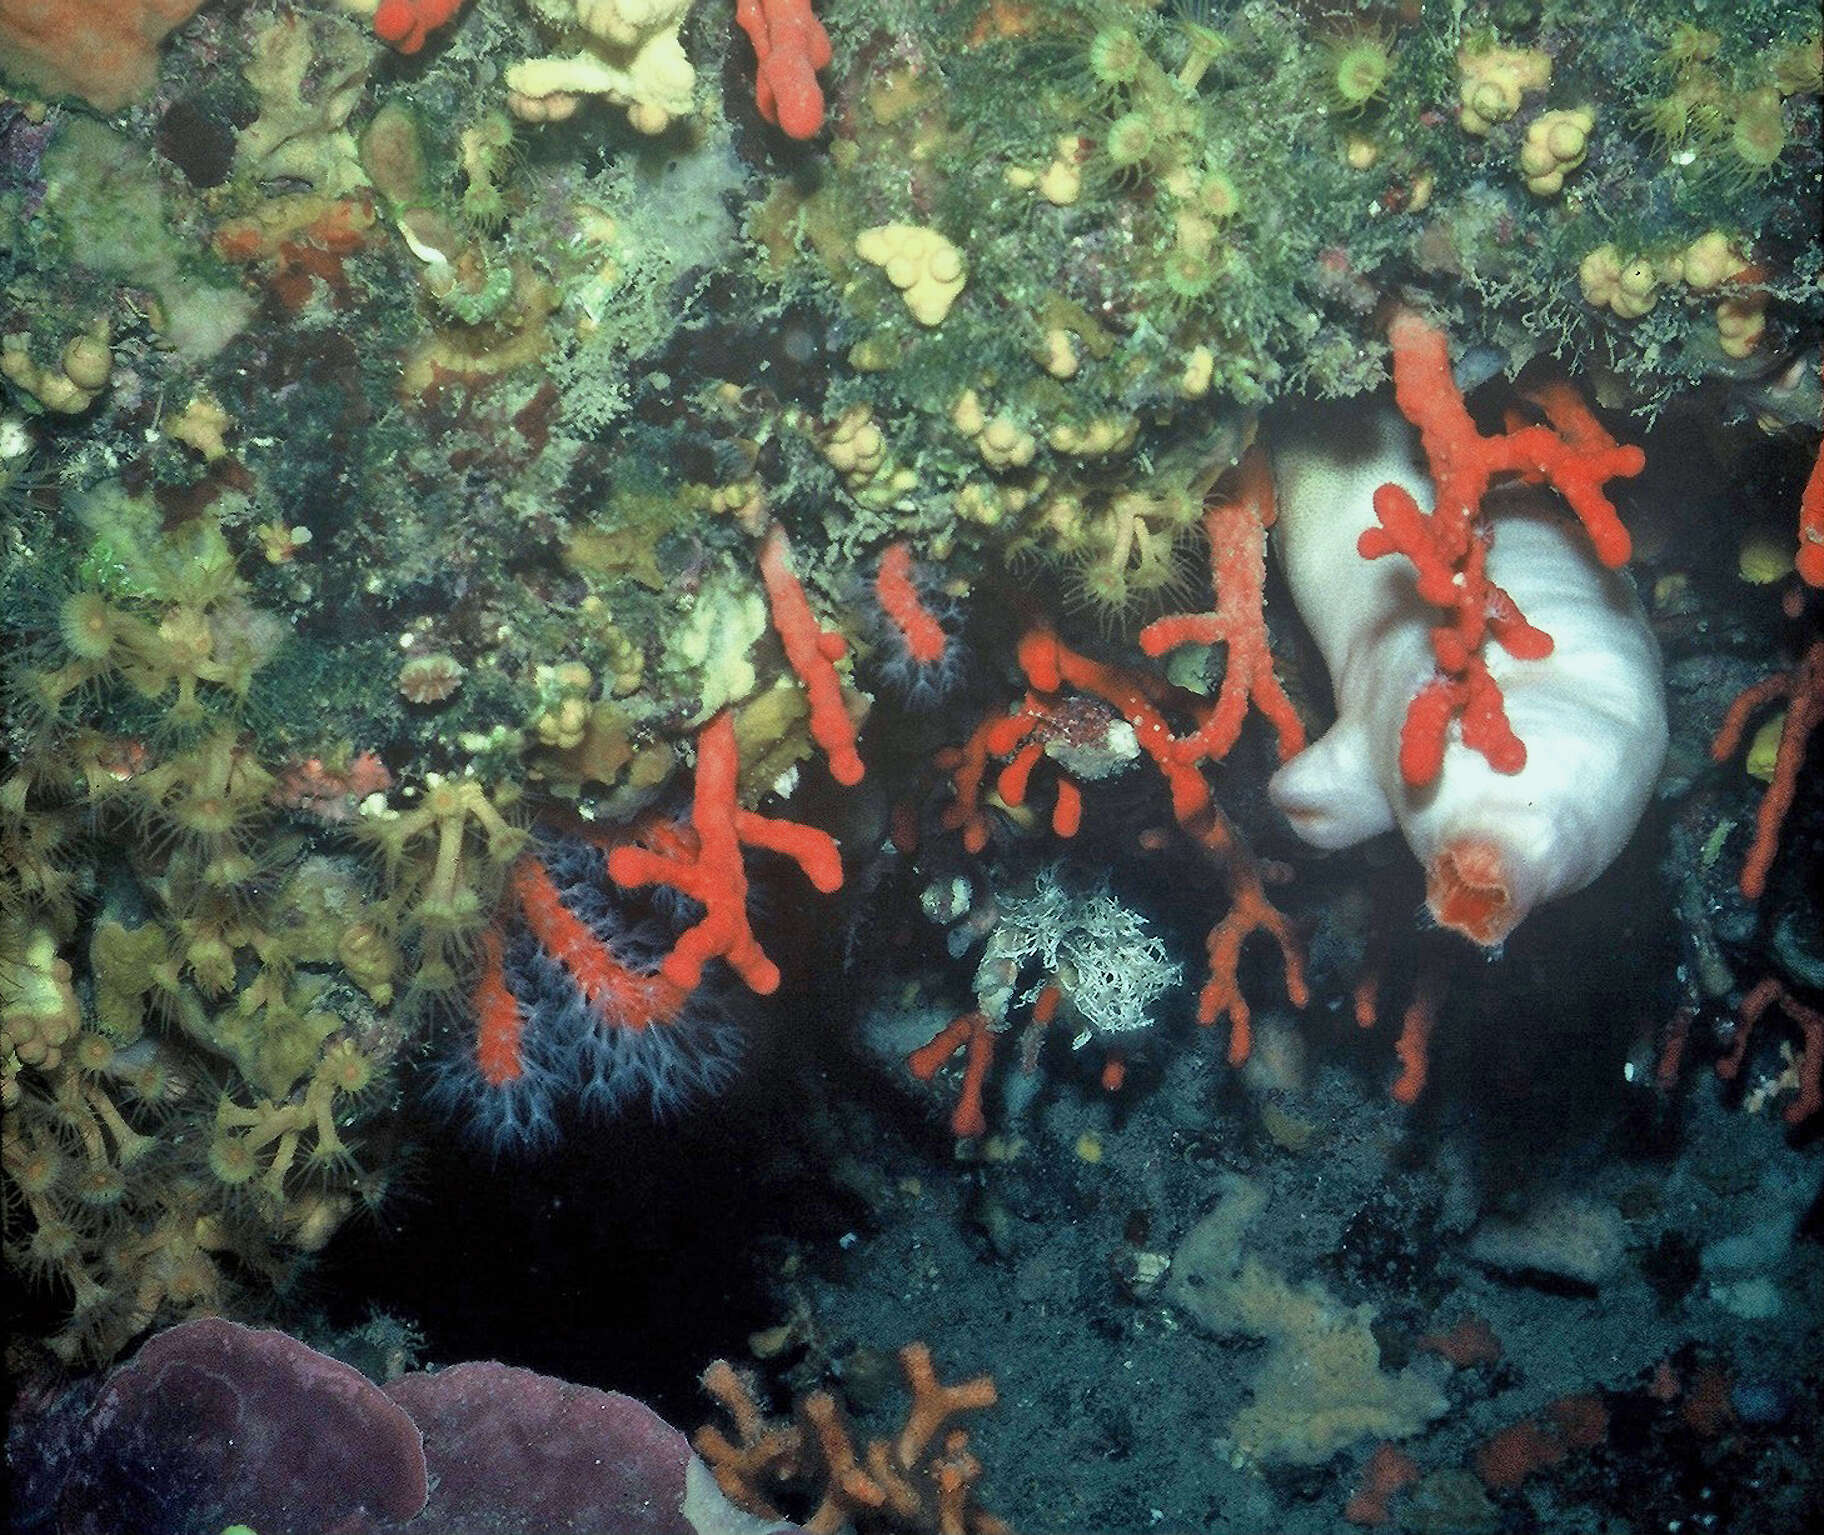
[758, 523, 866, 787]
[907, 1012, 996, 1138]
[874, 542, 948, 668]
[1364, 311, 1645, 784]
[1139, 446, 1308, 766]
[608, 711, 843, 994]
[1711, 638, 1824, 901]
[734, 0, 833, 139]
[510, 855, 686, 1028]
[1022, 627, 1309, 1052]
[472, 929, 527, 1088]
[373, 0, 467, 54]
[1719, 978, 1824, 1125]
[921, 625, 1306, 1119]
[1798, 435, 1824, 588]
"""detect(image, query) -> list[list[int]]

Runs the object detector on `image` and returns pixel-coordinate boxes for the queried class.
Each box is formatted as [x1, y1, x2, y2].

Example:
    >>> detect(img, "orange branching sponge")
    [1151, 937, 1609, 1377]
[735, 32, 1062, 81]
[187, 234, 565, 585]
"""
[1710, 638, 1823, 900]
[1138, 447, 1307, 766]
[696, 1343, 1008, 1535]
[0, 0, 205, 111]
[1364, 312, 1644, 785]
[759, 523, 866, 786]
[608, 710, 844, 994]
[373, 0, 469, 55]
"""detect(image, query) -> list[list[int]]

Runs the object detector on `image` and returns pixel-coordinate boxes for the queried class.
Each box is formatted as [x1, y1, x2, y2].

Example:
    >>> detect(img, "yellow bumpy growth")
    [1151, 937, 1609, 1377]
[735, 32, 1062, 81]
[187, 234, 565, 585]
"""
[855, 225, 968, 327]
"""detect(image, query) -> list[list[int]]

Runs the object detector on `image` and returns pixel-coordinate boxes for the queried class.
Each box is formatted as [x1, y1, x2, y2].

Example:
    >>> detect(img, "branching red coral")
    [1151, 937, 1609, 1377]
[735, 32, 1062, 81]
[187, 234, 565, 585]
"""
[1710, 638, 1823, 900]
[1718, 978, 1824, 1125]
[875, 542, 950, 671]
[1013, 631, 1306, 1057]
[759, 523, 866, 787]
[1351, 945, 1451, 1106]
[1138, 447, 1307, 766]
[510, 854, 687, 1029]
[373, 0, 468, 55]
[919, 624, 1306, 1122]
[1363, 312, 1645, 785]
[472, 928, 530, 1089]
[907, 1012, 996, 1139]
[608, 710, 844, 994]
[734, 0, 833, 140]
[935, 692, 1096, 854]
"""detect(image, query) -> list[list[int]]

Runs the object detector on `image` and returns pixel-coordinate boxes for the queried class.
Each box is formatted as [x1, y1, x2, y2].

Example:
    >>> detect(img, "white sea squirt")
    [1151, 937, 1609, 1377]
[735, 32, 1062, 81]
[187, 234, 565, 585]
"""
[1266, 401, 1667, 946]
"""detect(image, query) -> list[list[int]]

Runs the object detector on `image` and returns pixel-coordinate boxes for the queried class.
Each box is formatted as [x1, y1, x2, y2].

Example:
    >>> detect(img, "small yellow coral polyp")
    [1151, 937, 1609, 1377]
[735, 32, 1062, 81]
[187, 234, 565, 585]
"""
[1007, 136, 1087, 205]
[1457, 44, 1551, 135]
[1519, 107, 1593, 196]
[1579, 244, 1659, 318]
[1040, 138, 1086, 205]
[822, 404, 889, 484]
[163, 394, 233, 462]
[58, 591, 122, 664]
[1771, 32, 1822, 95]
[135, 733, 275, 860]
[1179, 345, 1216, 399]
[1738, 531, 1795, 586]
[359, 773, 524, 980]
[1040, 327, 1080, 379]
[1677, 231, 1752, 290]
[1716, 292, 1768, 358]
[1663, 232, 1765, 357]
[531, 662, 594, 749]
[211, 1056, 356, 1202]
[0, 924, 81, 1075]
[336, 921, 400, 1007]
[855, 224, 967, 327]
[1049, 415, 1138, 457]
[952, 389, 1037, 470]
[821, 408, 914, 506]
[317, 1038, 376, 1097]
[1729, 86, 1787, 173]
[1745, 714, 1786, 781]
[1, 328, 112, 414]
